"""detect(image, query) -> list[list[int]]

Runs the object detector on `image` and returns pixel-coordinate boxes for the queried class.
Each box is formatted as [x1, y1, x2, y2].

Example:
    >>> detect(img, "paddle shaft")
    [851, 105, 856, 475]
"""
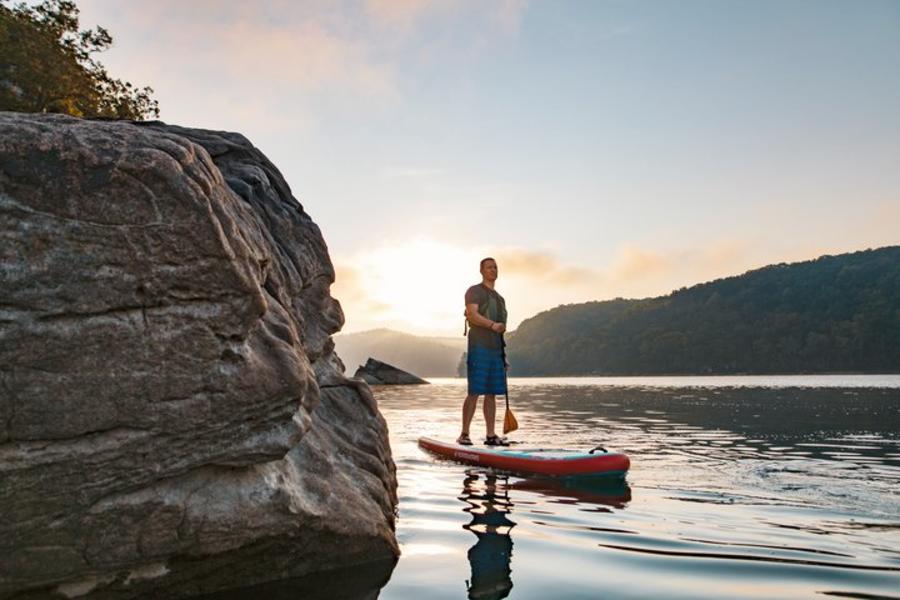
[500, 334, 518, 434]
[501, 333, 509, 410]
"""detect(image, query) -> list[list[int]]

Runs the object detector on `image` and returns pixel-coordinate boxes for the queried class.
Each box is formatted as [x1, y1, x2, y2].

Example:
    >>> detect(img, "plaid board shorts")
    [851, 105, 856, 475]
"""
[467, 344, 508, 395]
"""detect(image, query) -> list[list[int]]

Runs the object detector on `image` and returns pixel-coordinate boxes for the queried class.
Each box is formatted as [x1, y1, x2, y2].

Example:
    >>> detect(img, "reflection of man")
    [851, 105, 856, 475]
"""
[458, 257, 508, 446]
[462, 473, 514, 600]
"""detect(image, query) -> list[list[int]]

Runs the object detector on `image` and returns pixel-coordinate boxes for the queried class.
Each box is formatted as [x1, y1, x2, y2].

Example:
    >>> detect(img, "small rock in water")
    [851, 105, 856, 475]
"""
[354, 357, 429, 384]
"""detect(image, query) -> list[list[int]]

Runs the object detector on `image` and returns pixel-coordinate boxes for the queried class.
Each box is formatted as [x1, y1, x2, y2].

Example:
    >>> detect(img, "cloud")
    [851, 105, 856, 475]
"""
[602, 240, 761, 297]
[214, 21, 394, 96]
[363, 0, 526, 33]
[603, 240, 755, 288]
[332, 264, 390, 318]
[493, 248, 598, 286]
[80, 0, 528, 132]
[490, 0, 527, 34]
[494, 240, 765, 305]
[364, 0, 443, 29]
[866, 202, 900, 247]
[115, 3, 396, 97]
[330, 238, 806, 335]
[606, 245, 670, 282]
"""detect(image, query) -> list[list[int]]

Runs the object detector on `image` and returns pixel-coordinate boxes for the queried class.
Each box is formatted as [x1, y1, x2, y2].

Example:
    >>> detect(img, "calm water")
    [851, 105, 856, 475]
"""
[376, 376, 900, 600]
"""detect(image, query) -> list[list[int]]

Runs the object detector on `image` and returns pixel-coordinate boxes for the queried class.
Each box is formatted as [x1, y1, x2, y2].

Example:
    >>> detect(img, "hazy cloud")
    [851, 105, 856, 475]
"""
[330, 236, 873, 335]
[364, 0, 526, 33]
[494, 240, 763, 305]
[494, 248, 598, 286]
[364, 0, 443, 29]
[866, 202, 900, 247]
[491, 0, 527, 34]
[606, 245, 670, 283]
[79, 0, 526, 130]
[332, 264, 391, 318]
[129, 3, 396, 95]
[215, 21, 394, 96]
[492, 241, 753, 295]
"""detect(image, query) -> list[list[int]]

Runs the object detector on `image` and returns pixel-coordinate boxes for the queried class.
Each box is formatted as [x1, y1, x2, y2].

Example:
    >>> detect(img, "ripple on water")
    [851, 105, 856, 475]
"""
[376, 382, 900, 599]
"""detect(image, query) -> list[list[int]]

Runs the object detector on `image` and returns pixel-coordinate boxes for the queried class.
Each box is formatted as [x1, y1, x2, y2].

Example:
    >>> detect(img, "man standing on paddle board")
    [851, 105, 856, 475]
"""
[458, 257, 509, 446]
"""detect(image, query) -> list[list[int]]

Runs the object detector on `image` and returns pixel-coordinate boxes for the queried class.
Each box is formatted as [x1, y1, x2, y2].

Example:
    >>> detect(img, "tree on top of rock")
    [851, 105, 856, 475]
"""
[0, 0, 159, 119]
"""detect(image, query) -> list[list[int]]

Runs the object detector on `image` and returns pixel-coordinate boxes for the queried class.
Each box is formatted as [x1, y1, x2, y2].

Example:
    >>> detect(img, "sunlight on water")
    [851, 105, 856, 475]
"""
[378, 379, 900, 600]
[428, 375, 900, 388]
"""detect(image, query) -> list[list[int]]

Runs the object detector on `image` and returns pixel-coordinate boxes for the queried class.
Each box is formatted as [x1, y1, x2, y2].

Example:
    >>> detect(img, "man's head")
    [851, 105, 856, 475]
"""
[480, 257, 498, 282]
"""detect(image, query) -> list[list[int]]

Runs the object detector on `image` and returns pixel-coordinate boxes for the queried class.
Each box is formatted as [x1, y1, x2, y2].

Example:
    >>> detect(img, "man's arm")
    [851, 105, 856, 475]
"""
[466, 303, 506, 333]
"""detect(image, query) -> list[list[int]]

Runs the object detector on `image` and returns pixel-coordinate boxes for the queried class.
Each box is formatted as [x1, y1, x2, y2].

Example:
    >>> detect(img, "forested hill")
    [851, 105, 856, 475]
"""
[334, 328, 464, 377]
[506, 246, 900, 375]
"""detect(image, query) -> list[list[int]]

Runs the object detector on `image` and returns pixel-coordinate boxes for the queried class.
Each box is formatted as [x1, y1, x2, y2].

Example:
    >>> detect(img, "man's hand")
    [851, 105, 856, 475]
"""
[468, 303, 506, 333]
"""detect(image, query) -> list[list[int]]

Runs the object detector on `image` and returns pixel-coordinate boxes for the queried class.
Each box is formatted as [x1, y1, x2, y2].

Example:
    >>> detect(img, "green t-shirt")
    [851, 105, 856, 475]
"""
[465, 284, 507, 350]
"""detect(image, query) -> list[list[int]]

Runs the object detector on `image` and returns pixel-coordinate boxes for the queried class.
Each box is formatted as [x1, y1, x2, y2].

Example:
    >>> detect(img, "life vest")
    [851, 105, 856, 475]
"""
[463, 287, 506, 336]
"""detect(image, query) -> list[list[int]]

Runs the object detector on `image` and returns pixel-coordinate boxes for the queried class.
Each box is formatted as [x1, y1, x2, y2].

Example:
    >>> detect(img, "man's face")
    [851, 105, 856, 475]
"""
[481, 260, 498, 281]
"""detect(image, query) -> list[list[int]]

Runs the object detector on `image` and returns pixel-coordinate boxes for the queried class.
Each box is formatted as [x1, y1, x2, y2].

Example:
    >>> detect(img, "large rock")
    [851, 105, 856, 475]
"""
[0, 113, 398, 598]
[354, 358, 429, 385]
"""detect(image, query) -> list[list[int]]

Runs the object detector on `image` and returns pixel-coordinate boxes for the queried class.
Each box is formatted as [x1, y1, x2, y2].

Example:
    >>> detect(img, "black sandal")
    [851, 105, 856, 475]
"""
[456, 433, 473, 446]
[484, 435, 509, 446]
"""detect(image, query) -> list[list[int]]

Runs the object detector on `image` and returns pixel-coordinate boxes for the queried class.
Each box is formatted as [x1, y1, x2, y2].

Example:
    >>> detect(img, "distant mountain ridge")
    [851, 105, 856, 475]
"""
[506, 246, 900, 375]
[334, 328, 465, 378]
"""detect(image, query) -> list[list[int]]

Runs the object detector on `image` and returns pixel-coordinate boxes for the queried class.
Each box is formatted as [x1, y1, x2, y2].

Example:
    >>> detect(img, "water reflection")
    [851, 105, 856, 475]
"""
[508, 476, 632, 511]
[460, 472, 514, 600]
[381, 382, 900, 600]
[457, 471, 633, 600]
[196, 556, 396, 600]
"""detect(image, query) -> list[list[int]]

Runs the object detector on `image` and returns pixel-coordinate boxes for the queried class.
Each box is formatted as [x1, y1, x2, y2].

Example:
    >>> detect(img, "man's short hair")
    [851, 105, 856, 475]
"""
[479, 257, 496, 271]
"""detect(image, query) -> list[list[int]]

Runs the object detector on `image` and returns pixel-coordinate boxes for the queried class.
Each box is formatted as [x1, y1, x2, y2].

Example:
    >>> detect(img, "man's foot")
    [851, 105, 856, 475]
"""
[484, 435, 509, 446]
[456, 433, 473, 446]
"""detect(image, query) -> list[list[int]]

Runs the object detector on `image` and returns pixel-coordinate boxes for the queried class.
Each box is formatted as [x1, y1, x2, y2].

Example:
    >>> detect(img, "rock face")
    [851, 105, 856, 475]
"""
[0, 113, 398, 598]
[354, 358, 429, 385]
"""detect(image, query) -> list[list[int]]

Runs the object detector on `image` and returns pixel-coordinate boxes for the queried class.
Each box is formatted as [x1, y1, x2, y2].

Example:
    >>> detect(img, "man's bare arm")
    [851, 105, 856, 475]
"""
[467, 303, 506, 333]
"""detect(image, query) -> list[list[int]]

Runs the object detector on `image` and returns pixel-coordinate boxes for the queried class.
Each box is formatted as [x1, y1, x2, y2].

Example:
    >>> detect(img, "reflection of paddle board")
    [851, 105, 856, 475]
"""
[508, 477, 631, 507]
[418, 437, 630, 478]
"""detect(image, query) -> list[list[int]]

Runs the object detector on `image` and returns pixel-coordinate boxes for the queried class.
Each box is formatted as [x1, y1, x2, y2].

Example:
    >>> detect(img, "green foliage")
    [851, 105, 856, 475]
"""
[507, 246, 900, 375]
[0, 0, 158, 119]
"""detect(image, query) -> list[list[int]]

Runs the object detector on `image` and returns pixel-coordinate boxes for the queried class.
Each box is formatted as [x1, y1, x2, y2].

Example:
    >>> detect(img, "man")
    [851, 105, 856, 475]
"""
[458, 257, 509, 446]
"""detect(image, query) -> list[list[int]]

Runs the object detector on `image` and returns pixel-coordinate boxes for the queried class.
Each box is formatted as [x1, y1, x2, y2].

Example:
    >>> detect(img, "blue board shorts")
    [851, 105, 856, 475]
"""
[467, 345, 508, 395]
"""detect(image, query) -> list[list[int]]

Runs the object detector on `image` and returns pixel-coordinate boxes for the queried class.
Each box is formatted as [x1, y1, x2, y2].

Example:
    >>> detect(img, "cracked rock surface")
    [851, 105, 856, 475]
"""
[0, 112, 398, 598]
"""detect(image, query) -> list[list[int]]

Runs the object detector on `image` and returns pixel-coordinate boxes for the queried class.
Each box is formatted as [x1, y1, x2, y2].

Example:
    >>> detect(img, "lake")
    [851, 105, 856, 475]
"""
[204, 376, 900, 599]
[378, 376, 900, 599]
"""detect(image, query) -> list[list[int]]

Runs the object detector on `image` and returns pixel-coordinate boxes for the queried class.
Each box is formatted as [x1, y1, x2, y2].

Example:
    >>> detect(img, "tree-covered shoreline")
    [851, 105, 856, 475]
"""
[507, 246, 900, 376]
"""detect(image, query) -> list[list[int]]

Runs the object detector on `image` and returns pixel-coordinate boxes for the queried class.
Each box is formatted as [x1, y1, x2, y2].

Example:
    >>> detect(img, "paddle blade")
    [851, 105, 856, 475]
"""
[503, 408, 519, 434]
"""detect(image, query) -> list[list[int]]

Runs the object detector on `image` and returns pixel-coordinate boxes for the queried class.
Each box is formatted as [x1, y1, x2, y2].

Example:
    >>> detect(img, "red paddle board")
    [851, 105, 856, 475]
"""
[418, 437, 630, 478]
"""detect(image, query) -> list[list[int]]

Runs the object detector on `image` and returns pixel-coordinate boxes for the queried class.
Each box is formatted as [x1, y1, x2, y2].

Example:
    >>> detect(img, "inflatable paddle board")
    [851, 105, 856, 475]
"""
[418, 437, 630, 478]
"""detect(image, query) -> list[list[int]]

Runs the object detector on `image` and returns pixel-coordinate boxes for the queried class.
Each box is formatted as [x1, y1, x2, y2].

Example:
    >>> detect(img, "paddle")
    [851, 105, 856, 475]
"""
[503, 390, 518, 435]
[501, 335, 518, 434]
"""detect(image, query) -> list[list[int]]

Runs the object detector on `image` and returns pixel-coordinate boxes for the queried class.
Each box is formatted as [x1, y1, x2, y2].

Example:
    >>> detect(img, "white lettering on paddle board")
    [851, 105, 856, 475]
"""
[454, 451, 479, 461]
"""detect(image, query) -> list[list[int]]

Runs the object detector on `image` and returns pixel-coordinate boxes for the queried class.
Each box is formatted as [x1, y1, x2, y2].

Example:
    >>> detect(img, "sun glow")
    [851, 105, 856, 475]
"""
[334, 238, 484, 336]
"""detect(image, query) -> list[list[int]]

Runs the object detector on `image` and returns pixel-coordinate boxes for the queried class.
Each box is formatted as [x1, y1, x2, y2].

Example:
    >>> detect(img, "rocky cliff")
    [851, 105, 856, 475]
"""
[0, 113, 398, 598]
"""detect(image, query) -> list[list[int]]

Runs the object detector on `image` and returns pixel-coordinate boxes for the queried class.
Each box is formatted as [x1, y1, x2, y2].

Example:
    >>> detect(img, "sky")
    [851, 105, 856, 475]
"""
[76, 0, 900, 336]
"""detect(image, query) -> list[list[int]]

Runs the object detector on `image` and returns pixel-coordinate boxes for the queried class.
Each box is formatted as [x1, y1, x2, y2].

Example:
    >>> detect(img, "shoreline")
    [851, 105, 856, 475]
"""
[413, 374, 900, 389]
